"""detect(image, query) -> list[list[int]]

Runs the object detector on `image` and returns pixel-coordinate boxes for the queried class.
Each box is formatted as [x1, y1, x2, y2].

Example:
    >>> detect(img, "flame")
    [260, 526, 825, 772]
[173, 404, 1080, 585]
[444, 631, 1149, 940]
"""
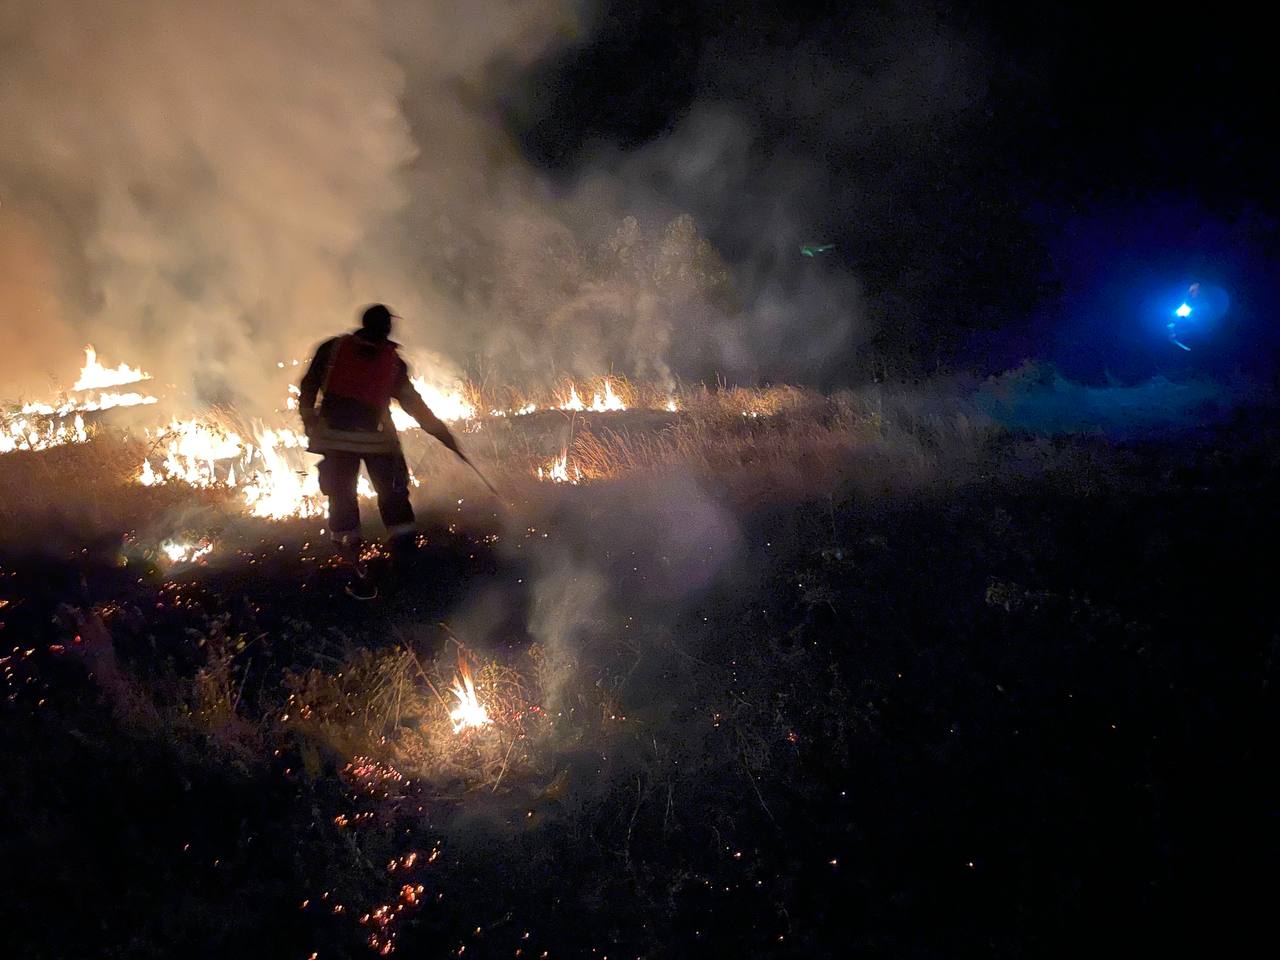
[240, 426, 327, 520]
[10, 346, 156, 423]
[558, 384, 585, 412]
[556, 378, 627, 414]
[138, 418, 245, 489]
[448, 661, 490, 733]
[8, 347, 700, 509]
[390, 377, 476, 428]
[536, 450, 581, 484]
[21, 391, 158, 417]
[590, 378, 626, 412]
[160, 539, 214, 564]
[72, 345, 151, 392]
[1, 413, 88, 453]
[133, 416, 381, 520]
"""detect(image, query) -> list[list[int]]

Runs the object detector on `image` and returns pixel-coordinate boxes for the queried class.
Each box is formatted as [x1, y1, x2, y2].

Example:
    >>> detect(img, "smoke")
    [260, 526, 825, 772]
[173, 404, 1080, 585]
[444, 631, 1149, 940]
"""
[0, 0, 720, 403]
[0, 0, 418, 406]
[566, 2, 991, 383]
[394, 0, 994, 388]
[521, 472, 742, 715]
[2, 0, 993, 408]
[0, 207, 83, 395]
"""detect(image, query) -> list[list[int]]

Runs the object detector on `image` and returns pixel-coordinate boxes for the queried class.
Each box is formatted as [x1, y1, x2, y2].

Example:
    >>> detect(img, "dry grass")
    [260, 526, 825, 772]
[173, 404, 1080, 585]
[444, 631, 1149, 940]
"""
[525, 385, 1002, 500]
[0, 380, 1015, 550]
[279, 640, 547, 792]
[0, 433, 227, 546]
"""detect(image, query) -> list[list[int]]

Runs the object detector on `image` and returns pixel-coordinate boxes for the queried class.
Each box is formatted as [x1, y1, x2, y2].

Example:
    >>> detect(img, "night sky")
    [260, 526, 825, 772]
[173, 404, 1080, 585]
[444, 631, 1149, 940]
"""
[507, 0, 1276, 378]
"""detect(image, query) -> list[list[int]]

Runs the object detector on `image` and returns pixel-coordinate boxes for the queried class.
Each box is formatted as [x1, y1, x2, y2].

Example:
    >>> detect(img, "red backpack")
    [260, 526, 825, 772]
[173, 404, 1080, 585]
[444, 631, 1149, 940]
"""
[323, 335, 400, 410]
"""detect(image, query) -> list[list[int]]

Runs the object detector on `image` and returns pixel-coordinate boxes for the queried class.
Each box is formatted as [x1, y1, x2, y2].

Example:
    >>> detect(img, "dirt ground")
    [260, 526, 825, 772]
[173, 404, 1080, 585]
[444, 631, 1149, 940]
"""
[1, 385, 1275, 958]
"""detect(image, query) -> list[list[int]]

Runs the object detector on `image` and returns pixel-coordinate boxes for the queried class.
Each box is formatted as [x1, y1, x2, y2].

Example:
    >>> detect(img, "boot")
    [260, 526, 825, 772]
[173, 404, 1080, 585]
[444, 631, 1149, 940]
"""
[344, 563, 378, 601]
[335, 532, 378, 601]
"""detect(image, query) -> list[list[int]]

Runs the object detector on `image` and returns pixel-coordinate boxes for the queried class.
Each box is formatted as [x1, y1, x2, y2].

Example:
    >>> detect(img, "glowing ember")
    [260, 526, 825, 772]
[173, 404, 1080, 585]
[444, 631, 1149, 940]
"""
[342, 756, 406, 797]
[448, 662, 491, 733]
[72, 345, 151, 392]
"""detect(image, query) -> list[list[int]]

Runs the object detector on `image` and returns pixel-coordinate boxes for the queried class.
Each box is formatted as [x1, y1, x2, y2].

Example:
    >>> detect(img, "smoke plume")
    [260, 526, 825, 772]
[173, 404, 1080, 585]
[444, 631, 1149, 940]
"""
[0, 0, 422, 405]
[2, 0, 992, 405]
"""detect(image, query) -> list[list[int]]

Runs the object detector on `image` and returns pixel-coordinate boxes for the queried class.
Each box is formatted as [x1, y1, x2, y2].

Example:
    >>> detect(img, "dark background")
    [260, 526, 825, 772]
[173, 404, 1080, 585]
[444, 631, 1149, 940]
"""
[505, 0, 1276, 381]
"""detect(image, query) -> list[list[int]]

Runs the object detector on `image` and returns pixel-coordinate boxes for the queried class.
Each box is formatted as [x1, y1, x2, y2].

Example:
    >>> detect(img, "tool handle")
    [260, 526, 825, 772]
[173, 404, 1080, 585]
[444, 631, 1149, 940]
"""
[459, 453, 502, 499]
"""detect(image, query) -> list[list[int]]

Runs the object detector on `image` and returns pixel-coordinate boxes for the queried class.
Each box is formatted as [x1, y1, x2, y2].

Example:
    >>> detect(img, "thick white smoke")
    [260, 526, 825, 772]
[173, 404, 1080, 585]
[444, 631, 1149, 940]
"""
[0, 0, 763, 407]
[0, 0, 725, 406]
[2, 0, 985, 405]
[0, 0, 428, 406]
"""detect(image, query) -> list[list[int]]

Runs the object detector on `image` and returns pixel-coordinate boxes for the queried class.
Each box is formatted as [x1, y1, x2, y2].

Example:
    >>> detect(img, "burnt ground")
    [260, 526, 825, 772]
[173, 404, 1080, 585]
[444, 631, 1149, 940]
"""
[1, 409, 1276, 959]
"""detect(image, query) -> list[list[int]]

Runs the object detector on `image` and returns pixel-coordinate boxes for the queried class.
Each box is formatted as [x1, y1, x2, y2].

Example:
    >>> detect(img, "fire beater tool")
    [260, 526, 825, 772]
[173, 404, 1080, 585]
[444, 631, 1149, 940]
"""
[457, 451, 501, 500]
[421, 423, 504, 502]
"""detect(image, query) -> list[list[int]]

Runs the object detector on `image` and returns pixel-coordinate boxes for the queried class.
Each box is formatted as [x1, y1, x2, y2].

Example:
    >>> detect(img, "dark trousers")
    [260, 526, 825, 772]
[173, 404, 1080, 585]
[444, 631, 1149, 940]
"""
[317, 451, 414, 538]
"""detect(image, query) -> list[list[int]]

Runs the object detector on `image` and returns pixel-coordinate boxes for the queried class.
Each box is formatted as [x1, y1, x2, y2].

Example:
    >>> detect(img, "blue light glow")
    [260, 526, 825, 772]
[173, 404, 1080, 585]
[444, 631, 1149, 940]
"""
[1175, 303, 1193, 318]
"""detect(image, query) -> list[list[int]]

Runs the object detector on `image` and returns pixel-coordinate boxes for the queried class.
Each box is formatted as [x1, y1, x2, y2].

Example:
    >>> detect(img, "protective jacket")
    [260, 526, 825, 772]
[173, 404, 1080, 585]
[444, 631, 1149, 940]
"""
[298, 331, 453, 455]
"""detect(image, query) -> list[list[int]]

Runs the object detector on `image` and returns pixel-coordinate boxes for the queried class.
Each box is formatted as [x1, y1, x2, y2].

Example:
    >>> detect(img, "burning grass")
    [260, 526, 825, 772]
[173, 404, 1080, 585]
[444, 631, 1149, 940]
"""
[2, 344, 1017, 542]
[2, 380, 1275, 958]
[1, 410, 90, 454]
[0, 368, 1022, 560]
[517, 384, 999, 498]
[275, 639, 547, 793]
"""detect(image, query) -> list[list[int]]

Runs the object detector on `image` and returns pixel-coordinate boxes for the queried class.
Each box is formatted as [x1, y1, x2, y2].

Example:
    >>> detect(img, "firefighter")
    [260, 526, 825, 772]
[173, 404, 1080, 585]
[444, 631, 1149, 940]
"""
[298, 303, 462, 598]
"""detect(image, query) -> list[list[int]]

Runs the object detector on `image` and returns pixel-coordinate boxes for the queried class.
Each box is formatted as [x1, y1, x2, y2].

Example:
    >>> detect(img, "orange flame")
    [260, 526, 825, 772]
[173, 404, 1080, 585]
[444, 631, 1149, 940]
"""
[448, 660, 490, 733]
[536, 449, 581, 484]
[72, 345, 151, 392]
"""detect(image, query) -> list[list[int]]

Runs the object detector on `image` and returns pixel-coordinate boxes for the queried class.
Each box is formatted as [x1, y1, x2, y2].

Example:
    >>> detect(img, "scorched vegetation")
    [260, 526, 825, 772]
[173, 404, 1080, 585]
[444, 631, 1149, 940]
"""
[1, 365, 1273, 958]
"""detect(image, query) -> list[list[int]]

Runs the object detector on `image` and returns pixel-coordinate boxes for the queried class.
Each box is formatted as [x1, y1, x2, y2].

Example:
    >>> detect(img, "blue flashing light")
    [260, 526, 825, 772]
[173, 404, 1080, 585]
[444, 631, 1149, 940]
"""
[1175, 302, 1193, 318]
